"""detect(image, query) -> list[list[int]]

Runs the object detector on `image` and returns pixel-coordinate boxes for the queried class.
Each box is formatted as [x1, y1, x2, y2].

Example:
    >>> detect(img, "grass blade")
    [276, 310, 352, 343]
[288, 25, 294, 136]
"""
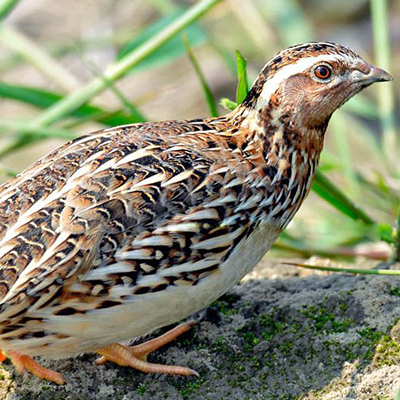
[0, 0, 20, 20]
[0, 120, 75, 139]
[370, 0, 398, 170]
[98, 80, 146, 123]
[81, 60, 147, 122]
[30, 0, 221, 128]
[118, 9, 207, 74]
[235, 50, 249, 104]
[182, 34, 218, 117]
[284, 262, 400, 276]
[0, 120, 76, 159]
[0, 25, 80, 92]
[330, 115, 359, 196]
[274, 239, 389, 261]
[220, 98, 237, 111]
[313, 170, 375, 225]
[0, 82, 144, 126]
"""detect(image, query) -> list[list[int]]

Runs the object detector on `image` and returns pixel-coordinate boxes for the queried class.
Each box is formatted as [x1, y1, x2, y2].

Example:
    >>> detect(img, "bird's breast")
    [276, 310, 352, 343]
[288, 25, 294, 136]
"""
[21, 221, 281, 358]
[94, 221, 281, 340]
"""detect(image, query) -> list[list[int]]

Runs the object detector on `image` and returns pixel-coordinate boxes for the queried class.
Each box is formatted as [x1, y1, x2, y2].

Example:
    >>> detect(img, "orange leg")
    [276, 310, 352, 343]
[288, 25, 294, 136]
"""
[4, 350, 64, 385]
[96, 322, 199, 376]
[0, 349, 6, 362]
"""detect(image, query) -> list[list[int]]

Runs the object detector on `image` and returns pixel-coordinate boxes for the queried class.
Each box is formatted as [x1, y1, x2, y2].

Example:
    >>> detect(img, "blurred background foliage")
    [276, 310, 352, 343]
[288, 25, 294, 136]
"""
[0, 0, 399, 264]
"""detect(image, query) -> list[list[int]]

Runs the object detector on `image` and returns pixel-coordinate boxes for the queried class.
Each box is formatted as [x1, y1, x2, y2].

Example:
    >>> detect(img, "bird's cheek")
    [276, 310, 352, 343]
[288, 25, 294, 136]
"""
[295, 92, 330, 128]
[320, 82, 353, 109]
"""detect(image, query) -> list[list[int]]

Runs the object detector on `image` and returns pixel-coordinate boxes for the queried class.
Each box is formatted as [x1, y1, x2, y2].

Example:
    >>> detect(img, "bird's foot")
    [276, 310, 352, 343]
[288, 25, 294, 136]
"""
[1, 349, 64, 384]
[96, 322, 198, 376]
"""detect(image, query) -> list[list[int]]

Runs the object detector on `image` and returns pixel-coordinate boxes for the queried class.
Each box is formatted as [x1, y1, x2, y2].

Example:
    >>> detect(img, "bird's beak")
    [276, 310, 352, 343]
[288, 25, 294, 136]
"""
[368, 65, 394, 82]
[353, 64, 394, 85]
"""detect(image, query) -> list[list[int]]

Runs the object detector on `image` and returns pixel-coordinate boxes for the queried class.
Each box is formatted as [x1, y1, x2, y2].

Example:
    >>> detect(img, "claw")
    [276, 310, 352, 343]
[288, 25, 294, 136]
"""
[96, 322, 198, 376]
[7, 350, 65, 385]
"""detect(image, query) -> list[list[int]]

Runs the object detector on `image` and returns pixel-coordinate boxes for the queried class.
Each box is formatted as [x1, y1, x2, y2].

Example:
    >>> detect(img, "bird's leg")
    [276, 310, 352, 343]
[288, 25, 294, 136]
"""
[5, 350, 65, 384]
[96, 322, 198, 376]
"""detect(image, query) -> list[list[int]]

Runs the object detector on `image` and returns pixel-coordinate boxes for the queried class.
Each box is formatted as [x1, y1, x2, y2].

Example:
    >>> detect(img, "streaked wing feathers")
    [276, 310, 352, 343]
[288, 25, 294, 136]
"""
[0, 118, 251, 315]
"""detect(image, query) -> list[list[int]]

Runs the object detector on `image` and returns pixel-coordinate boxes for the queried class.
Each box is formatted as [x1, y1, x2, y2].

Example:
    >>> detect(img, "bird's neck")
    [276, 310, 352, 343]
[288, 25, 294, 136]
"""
[214, 102, 330, 229]
[227, 103, 329, 171]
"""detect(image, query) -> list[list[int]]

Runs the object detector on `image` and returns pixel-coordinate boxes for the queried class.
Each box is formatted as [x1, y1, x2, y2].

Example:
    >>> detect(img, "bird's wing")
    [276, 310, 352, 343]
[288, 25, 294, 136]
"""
[0, 120, 255, 318]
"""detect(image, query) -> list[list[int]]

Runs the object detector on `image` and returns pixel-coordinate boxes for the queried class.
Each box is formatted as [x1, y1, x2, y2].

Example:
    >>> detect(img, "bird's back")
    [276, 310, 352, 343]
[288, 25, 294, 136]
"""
[0, 116, 285, 355]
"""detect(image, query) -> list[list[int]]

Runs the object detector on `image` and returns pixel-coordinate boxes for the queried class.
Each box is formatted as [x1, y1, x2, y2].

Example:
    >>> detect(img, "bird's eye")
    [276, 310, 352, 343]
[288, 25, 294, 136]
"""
[314, 64, 333, 80]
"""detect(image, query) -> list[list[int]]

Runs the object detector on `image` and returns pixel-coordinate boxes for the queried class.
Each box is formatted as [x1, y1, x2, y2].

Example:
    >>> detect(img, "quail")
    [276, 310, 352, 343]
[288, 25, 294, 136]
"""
[0, 42, 393, 384]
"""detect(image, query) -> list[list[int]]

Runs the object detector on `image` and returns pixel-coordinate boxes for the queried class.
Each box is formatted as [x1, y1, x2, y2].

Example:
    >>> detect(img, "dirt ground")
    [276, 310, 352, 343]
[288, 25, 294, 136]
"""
[1, 257, 400, 400]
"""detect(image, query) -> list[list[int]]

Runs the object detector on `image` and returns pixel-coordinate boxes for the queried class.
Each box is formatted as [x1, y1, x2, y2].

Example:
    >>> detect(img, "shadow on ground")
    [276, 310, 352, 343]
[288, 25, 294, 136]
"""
[2, 259, 400, 400]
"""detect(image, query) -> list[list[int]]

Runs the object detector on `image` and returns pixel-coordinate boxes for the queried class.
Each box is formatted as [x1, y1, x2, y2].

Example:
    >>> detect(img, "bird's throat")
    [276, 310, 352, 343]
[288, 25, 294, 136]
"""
[223, 103, 328, 229]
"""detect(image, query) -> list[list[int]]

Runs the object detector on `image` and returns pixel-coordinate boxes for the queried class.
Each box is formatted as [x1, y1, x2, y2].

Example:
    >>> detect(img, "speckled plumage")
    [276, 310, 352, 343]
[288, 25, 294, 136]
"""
[0, 42, 392, 382]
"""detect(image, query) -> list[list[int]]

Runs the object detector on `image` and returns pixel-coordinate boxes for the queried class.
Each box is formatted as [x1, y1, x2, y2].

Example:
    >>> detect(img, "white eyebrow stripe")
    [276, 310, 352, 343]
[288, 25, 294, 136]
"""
[255, 54, 342, 110]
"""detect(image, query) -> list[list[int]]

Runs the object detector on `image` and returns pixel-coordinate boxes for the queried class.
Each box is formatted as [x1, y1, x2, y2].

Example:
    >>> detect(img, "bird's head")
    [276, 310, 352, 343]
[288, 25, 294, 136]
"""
[244, 42, 393, 130]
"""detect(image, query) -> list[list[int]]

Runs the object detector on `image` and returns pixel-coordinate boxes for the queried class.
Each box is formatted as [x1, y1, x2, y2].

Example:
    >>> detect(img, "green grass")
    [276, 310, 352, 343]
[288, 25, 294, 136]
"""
[183, 33, 218, 117]
[0, 0, 20, 20]
[0, 0, 222, 155]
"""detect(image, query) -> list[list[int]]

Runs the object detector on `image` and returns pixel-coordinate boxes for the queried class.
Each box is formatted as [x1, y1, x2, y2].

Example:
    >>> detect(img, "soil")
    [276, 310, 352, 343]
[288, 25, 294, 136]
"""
[1, 257, 400, 400]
